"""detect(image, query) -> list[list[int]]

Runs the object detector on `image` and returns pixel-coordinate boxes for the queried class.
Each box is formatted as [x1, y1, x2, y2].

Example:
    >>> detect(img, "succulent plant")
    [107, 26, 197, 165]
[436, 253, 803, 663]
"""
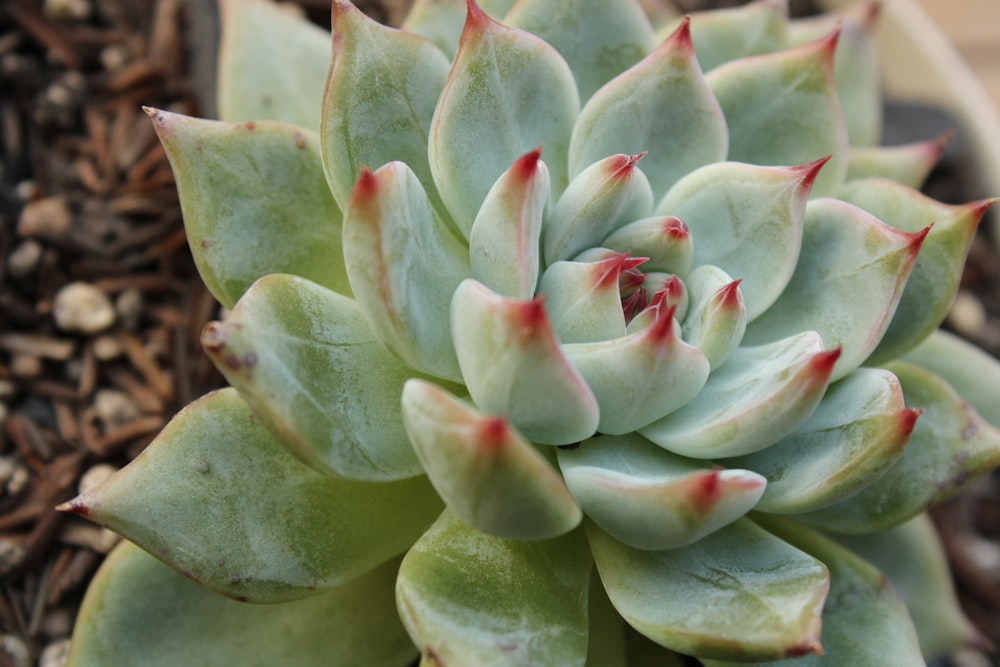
[60, 0, 1000, 665]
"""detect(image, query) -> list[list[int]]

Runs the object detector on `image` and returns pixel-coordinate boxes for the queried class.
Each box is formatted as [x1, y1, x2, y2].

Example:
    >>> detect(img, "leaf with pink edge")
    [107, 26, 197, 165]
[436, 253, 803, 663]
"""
[558, 434, 765, 550]
[744, 198, 927, 381]
[640, 332, 839, 459]
[794, 361, 1000, 534]
[568, 19, 727, 197]
[403, 0, 516, 59]
[588, 518, 828, 661]
[201, 274, 423, 481]
[343, 162, 470, 382]
[321, 2, 451, 212]
[429, 1, 579, 228]
[845, 135, 948, 189]
[450, 279, 599, 445]
[706, 32, 848, 196]
[148, 110, 348, 309]
[400, 380, 581, 540]
[680, 265, 746, 369]
[58, 389, 442, 603]
[602, 216, 693, 275]
[217, 0, 331, 128]
[396, 511, 591, 667]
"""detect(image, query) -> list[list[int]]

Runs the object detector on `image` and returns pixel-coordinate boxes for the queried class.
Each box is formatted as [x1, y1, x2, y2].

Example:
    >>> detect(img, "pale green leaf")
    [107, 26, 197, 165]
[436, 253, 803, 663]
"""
[680, 265, 746, 369]
[845, 136, 947, 189]
[403, 0, 516, 59]
[602, 216, 693, 275]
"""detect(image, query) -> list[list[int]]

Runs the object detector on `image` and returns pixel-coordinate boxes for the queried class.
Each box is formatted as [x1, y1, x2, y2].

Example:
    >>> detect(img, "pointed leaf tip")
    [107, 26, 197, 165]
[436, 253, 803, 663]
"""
[516, 296, 549, 336]
[611, 152, 648, 179]
[463, 0, 490, 34]
[797, 155, 833, 193]
[663, 216, 689, 239]
[56, 497, 90, 516]
[513, 147, 544, 181]
[350, 167, 379, 205]
[900, 408, 923, 440]
[479, 416, 509, 450]
[594, 252, 647, 289]
[811, 347, 842, 377]
[665, 15, 693, 52]
[718, 279, 743, 308]
[647, 303, 679, 344]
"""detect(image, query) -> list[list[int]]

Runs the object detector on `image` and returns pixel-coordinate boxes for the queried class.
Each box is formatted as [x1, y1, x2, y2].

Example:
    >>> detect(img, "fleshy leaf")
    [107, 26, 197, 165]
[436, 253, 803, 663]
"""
[59, 389, 442, 602]
[568, 18, 727, 197]
[707, 31, 848, 196]
[836, 178, 992, 363]
[201, 274, 422, 481]
[506, 0, 655, 101]
[725, 368, 916, 514]
[586, 574, 629, 667]
[559, 434, 765, 550]
[562, 310, 710, 434]
[744, 198, 927, 381]
[544, 153, 654, 264]
[397, 511, 591, 667]
[469, 149, 550, 300]
[451, 280, 599, 445]
[903, 329, 1000, 428]
[795, 361, 1000, 534]
[429, 1, 579, 228]
[788, 2, 882, 147]
[655, 159, 824, 320]
[401, 379, 581, 540]
[343, 162, 470, 382]
[588, 518, 828, 661]
[148, 110, 348, 309]
[321, 2, 451, 211]
[833, 514, 986, 659]
[217, 0, 332, 128]
[640, 332, 838, 458]
[659, 0, 788, 74]
[680, 266, 746, 369]
[537, 253, 645, 344]
[602, 216, 693, 275]
[65, 543, 416, 667]
[702, 515, 925, 667]
[845, 135, 948, 189]
[403, 0, 516, 58]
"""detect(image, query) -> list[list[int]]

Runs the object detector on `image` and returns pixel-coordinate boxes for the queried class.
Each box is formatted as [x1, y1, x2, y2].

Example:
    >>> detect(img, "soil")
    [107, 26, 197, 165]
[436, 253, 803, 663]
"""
[0, 1, 998, 666]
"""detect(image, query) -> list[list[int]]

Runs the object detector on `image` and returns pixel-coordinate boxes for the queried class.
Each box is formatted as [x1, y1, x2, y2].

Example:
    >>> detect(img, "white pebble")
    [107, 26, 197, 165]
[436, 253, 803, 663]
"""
[79, 463, 119, 495]
[17, 197, 71, 240]
[93, 389, 140, 431]
[43, 0, 91, 21]
[948, 291, 987, 338]
[0, 635, 31, 667]
[93, 334, 123, 360]
[6, 240, 43, 278]
[39, 639, 71, 667]
[53, 282, 116, 335]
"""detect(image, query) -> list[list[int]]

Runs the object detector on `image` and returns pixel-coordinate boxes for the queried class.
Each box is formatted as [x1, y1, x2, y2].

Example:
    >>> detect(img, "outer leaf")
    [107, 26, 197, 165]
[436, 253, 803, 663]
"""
[429, 1, 579, 228]
[563, 308, 710, 434]
[701, 516, 925, 667]
[217, 0, 332, 127]
[658, 0, 788, 73]
[568, 19, 727, 197]
[343, 163, 470, 382]
[640, 332, 839, 458]
[321, 2, 451, 212]
[588, 519, 828, 661]
[148, 110, 348, 309]
[845, 135, 948, 189]
[837, 178, 992, 363]
[506, 0, 654, 101]
[707, 32, 848, 196]
[59, 389, 442, 602]
[744, 198, 927, 381]
[469, 149, 550, 300]
[725, 368, 917, 514]
[833, 514, 986, 659]
[795, 361, 1000, 534]
[401, 380, 581, 540]
[559, 434, 765, 550]
[903, 329, 1000, 427]
[397, 511, 591, 667]
[201, 274, 422, 481]
[451, 280, 599, 444]
[66, 543, 416, 667]
[655, 159, 824, 320]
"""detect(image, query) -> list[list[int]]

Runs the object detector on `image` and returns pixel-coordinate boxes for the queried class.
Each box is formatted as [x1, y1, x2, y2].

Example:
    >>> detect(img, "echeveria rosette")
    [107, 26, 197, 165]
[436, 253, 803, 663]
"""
[60, 0, 1000, 666]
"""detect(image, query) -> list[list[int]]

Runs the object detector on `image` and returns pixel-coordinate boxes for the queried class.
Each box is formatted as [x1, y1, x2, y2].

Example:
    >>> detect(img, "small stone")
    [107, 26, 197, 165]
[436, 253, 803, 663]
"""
[0, 380, 14, 399]
[79, 463, 119, 495]
[951, 648, 992, 667]
[17, 197, 71, 241]
[93, 334, 122, 360]
[115, 288, 143, 330]
[43, 0, 91, 21]
[6, 240, 43, 278]
[53, 282, 116, 335]
[93, 390, 140, 431]
[0, 539, 26, 578]
[39, 639, 71, 667]
[948, 290, 987, 338]
[0, 635, 31, 667]
[960, 532, 1000, 578]
[5, 465, 30, 496]
[99, 43, 128, 71]
[11, 354, 42, 379]
[15, 180, 37, 201]
[40, 607, 73, 639]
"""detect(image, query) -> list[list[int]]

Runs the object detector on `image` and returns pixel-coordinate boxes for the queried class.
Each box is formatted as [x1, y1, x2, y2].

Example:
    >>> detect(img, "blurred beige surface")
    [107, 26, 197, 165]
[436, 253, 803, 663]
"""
[917, 0, 1000, 111]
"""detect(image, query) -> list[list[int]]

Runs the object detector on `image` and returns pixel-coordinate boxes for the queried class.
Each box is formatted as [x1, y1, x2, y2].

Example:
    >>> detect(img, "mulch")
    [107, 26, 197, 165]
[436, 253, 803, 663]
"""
[0, 1, 998, 666]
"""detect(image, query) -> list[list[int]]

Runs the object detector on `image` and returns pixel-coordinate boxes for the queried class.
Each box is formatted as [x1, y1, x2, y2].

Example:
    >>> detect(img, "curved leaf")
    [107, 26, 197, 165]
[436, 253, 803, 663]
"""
[680, 265, 746, 369]
[568, 18, 727, 197]
[403, 0, 516, 59]
[588, 518, 828, 661]
[845, 135, 947, 189]
[66, 543, 416, 667]
[559, 434, 765, 550]
[321, 2, 451, 211]
[602, 216, 693, 276]
[397, 511, 591, 667]
[201, 274, 422, 481]
[401, 379, 581, 540]
[148, 110, 348, 308]
[59, 389, 442, 602]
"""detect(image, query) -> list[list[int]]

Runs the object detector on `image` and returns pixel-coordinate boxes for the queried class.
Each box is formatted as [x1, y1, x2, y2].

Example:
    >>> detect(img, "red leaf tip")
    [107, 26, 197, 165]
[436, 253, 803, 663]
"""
[464, 0, 491, 32]
[512, 147, 543, 182]
[810, 347, 842, 377]
[593, 252, 647, 289]
[56, 498, 91, 517]
[795, 155, 832, 194]
[514, 296, 549, 337]
[350, 167, 379, 204]
[646, 303, 679, 345]
[201, 321, 229, 353]
[899, 408, 923, 440]
[479, 416, 509, 450]
[908, 225, 932, 255]
[716, 279, 743, 309]
[608, 152, 647, 180]
[664, 16, 693, 53]
[662, 216, 689, 239]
